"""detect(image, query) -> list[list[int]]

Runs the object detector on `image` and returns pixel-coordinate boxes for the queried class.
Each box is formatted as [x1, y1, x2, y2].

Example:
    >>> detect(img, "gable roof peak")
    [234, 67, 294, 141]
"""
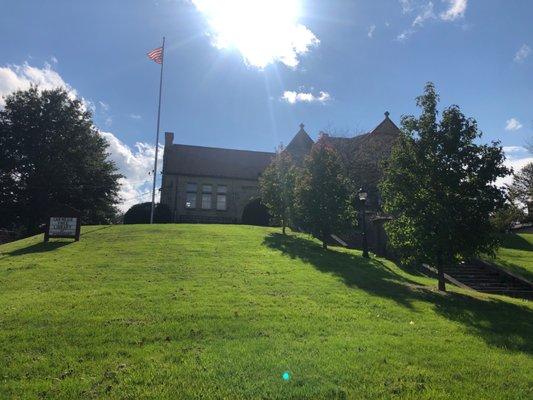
[370, 112, 401, 136]
[285, 123, 314, 162]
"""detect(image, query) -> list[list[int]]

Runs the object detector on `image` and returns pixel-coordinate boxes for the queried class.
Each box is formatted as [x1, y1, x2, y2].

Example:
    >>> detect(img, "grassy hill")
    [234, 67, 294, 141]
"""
[487, 233, 533, 283]
[0, 225, 532, 399]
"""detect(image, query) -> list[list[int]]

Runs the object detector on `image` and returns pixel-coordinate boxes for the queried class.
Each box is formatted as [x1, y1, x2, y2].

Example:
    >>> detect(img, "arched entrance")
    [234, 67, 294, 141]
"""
[241, 198, 270, 226]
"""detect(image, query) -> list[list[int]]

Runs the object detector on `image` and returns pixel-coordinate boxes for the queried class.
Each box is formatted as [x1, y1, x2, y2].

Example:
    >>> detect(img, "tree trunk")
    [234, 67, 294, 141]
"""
[322, 241, 327, 250]
[282, 221, 286, 235]
[437, 264, 446, 292]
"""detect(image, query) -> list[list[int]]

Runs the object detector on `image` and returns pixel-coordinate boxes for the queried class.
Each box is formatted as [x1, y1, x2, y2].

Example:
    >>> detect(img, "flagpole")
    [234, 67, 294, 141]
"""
[150, 36, 165, 224]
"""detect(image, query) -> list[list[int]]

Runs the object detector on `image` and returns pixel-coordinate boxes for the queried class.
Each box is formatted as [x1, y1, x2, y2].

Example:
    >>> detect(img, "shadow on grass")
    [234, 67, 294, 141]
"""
[499, 233, 533, 251]
[490, 257, 533, 283]
[6, 241, 71, 257]
[263, 233, 533, 355]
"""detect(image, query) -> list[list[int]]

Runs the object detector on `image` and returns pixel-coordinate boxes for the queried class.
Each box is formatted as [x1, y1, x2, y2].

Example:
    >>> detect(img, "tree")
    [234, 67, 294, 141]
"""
[123, 202, 171, 224]
[380, 83, 509, 291]
[259, 147, 297, 234]
[491, 203, 525, 232]
[507, 162, 533, 207]
[0, 87, 121, 233]
[295, 137, 355, 249]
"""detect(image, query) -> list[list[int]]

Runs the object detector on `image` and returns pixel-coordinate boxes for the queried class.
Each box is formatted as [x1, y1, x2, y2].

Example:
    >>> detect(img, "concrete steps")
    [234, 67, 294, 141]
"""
[443, 262, 533, 299]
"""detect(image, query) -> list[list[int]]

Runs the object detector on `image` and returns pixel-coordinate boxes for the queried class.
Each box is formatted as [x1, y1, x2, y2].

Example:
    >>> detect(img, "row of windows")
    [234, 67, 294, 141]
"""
[185, 183, 227, 210]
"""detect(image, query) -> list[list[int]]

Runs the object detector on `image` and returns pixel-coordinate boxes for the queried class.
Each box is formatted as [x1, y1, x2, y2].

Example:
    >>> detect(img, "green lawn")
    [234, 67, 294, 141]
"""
[488, 233, 533, 283]
[0, 225, 532, 399]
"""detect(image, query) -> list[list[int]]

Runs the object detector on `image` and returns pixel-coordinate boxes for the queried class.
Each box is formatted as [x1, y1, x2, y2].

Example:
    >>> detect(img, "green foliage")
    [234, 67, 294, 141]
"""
[490, 204, 525, 232]
[0, 86, 121, 232]
[259, 147, 297, 233]
[380, 83, 509, 290]
[0, 225, 532, 398]
[123, 202, 171, 224]
[507, 162, 533, 218]
[295, 137, 356, 248]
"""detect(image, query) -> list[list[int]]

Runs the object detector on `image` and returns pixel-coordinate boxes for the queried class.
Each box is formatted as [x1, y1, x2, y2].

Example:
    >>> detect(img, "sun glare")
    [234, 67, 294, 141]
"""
[192, 0, 319, 68]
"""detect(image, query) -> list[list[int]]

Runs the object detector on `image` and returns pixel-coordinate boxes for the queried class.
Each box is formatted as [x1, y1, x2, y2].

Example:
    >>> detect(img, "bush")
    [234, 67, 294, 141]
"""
[242, 198, 271, 226]
[123, 202, 172, 224]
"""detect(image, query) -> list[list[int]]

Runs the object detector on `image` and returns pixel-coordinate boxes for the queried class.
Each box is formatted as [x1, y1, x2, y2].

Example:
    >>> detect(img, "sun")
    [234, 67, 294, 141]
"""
[192, 0, 319, 68]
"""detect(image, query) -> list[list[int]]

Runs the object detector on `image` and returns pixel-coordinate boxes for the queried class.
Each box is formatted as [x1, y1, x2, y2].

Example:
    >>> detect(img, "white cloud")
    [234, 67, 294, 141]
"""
[395, 1, 435, 42]
[497, 146, 533, 187]
[399, 0, 415, 13]
[0, 62, 78, 107]
[99, 101, 110, 112]
[505, 118, 523, 131]
[397, 0, 467, 41]
[130, 113, 142, 120]
[514, 44, 531, 63]
[440, 0, 467, 21]
[368, 25, 376, 38]
[396, 29, 414, 42]
[412, 2, 435, 26]
[51, 56, 58, 64]
[191, 0, 319, 68]
[503, 146, 528, 155]
[281, 90, 331, 104]
[100, 131, 163, 211]
[0, 62, 159, 212]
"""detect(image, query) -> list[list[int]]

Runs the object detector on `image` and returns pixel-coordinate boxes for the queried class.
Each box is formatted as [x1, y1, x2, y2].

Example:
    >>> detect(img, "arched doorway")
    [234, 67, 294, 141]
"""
[241, 198, 270, 226]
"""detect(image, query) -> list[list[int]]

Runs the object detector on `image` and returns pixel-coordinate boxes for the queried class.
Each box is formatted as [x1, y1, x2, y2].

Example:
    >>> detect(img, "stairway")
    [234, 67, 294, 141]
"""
[443, 262, 533, 299]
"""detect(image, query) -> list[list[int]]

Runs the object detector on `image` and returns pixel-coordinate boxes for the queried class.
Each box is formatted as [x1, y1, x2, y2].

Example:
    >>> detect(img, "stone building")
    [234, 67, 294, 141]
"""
[160, 113, 400, 224]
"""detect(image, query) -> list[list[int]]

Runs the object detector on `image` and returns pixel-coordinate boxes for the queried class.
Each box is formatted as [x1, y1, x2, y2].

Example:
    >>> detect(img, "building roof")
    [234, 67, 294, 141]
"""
[163, 143, 274, 180]
[323, 112, 400, 154]
[162, 114, 400, 183]
[285, 124, 315, 159]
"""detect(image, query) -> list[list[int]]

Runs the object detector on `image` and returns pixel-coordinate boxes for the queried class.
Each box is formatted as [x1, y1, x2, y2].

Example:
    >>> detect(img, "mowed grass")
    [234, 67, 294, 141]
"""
[0, 225, 532, 399]
[488, 233, 533, 283]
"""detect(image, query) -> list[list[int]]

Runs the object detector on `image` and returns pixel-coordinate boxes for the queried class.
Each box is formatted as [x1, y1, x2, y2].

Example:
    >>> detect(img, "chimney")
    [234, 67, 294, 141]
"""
[165, 132, 174, 146]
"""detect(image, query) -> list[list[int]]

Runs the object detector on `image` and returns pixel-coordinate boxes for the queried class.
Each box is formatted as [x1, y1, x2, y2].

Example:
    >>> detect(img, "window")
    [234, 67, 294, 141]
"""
[202, 185, 212, 209]
[217, 185, 227, 210]
[185, 183, 197, 209]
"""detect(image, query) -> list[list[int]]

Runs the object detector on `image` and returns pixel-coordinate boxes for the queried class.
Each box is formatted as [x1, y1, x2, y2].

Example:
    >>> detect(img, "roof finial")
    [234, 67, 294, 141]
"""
[384, 111, 390, 118]
[299, 123, 305, 130]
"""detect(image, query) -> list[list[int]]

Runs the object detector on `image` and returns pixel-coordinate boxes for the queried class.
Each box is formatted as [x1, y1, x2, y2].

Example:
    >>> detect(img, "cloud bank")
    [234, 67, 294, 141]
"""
[0, 62, 78, 107]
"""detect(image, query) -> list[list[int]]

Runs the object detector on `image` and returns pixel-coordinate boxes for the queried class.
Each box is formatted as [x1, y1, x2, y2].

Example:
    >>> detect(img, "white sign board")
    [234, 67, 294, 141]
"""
[49, 217, 78, 236]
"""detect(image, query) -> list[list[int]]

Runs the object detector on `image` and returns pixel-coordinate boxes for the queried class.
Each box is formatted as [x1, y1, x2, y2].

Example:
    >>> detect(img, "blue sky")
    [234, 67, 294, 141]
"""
[1, 0, 532, 208]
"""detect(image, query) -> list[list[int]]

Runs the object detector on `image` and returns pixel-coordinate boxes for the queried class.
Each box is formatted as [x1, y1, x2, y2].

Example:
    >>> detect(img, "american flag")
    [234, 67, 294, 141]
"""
[147, 46, 164, 64]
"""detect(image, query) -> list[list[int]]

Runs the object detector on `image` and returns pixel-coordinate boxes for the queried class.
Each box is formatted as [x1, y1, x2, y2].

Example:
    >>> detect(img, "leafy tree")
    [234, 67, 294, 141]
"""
[491, 203, 525, 232]
[259, 147, 297, 234]
[0, 87, 122, 233]
[295, 137, 355, 249]
[507, 162, 533, 211]
[380, 83, 509, 291]
[123, 202, 171, 224]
